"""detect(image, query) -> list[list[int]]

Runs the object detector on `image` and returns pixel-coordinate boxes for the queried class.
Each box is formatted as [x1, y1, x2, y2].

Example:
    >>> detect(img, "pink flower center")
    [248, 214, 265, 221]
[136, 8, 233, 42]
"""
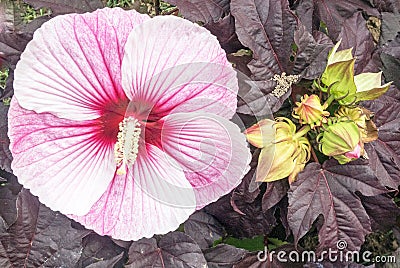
[97, 99, 129, 145]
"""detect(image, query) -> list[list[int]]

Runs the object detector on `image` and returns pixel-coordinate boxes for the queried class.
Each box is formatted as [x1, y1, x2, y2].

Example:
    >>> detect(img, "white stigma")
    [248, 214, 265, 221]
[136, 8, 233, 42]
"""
[114, 117, 141, 175]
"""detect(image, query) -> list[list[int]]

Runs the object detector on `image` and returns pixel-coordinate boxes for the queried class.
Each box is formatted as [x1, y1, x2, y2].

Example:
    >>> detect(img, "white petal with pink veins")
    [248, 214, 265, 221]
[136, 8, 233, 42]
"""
[121, 15, 238, 119]
[158, 112, 251, 209]
[8, 99, 116, 215]
[14, 8, 149, 121]
[71, 143, 196, 240]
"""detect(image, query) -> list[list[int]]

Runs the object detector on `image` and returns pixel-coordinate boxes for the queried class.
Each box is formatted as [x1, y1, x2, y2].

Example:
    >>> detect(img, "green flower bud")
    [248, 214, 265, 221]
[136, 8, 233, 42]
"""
[335, 106, 378, 143]
[317, 121, 363, 164]
[320, 41, 357, 105]
[320, 41, 392, 105]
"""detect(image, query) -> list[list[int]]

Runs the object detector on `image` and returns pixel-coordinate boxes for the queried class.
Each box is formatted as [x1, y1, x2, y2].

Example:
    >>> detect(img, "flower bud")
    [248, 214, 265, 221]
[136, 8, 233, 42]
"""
[317, 121, 363, 164]
[245, 118, 311, 183]
[335, 106, 378, 143]
[244, 119, 275, 148]
[320, 41, 357, 105]
[293, 94, 330, 127]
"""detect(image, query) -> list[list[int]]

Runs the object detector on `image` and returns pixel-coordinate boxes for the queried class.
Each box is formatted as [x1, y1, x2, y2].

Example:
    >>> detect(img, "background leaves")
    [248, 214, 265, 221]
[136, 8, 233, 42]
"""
[294, 0, 379, 41]
[288, 160, 390, 252]
[231, 0, 298, 112]
[0, 189, 90, 267]
[165, 0, 242, 53]
[363, 85, 400, 189]
[126, 232, 207, 268]
[0, 103, 11, 172]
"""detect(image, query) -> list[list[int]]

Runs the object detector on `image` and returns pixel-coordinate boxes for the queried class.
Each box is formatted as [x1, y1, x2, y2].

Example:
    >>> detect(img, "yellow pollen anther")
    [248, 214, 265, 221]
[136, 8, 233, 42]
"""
[114, 117, 141, 175]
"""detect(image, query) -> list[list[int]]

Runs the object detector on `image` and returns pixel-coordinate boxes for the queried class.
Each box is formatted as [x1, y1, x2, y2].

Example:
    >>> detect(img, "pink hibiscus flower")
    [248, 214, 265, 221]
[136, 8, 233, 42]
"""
[8, 8, 251, 240]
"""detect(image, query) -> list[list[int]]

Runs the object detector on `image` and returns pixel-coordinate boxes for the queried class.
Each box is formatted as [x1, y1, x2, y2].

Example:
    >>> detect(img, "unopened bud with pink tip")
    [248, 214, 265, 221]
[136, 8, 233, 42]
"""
[317, 121, 364, 164]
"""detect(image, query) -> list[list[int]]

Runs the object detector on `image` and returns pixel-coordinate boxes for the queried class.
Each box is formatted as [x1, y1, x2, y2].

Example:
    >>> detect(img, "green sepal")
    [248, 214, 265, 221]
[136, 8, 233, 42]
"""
[321, 58, 357, 105]
[353, 72, 392, 102]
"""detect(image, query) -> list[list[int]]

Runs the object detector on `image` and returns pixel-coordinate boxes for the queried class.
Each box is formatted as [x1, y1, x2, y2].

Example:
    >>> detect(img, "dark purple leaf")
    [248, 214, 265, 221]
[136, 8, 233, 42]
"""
[288, 160, 388, 253]
[0, 189, 90, 267]
[313, 30, 334, 45]
[292, 23, 332, 79]
[262, 180, 289, 212]
[165, 0, 229, 23]
[228, 53, 252, 77]
[111, 238, 132, 250]
[0, 241, 11, 267]
[23, 0, 104, 15]
[75, 233, 126, 268]
[126, 232, 207, 268]
[363, 85, 400, 126]
[380, 12, 400, 45]
[0, 16, 49, 69]
[231, 0, 298, 79]
[183, 211, 226, 250]
[0, 172, 21, 228]
[0, 31, 32, 69]
[165, 0, 241, 53]
[363, 85, 400, 188]
[204, 244, 247, 268]
[206, 194, 277, 239]
[204, 15, 243, 53]
[364, 143, 400, 189]
[231, 0, 298, 112]
[232, 152, 261, 205]
[382, 33, 400, 58]
[232, 252, 268, 268]
[368, 0, 400, 13]
[277, 196, 291, 238]
[0, 1, 24, 33]
[359, 194, 400, 231]
[236, 74, 275, 116]
[85, 252, 124, 268]
[0, 102, 11, 172]
[382, 247, 400, 268]
[294, 0, 379, 41]
[338, 12, 375, 74]
[293, 0, 314, 33]
[360, 48, 382, 73]
[205, 151, 277, 238]
[381, 35, 400, 88]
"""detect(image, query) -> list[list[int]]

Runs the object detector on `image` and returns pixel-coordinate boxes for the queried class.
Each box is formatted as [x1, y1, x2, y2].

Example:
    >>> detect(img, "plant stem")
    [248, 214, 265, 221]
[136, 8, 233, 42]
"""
[162, 7, 179, 15]
[310, 147, 320, 164]
[323, 94, 335, 109]
[294, 125, 311, 139]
